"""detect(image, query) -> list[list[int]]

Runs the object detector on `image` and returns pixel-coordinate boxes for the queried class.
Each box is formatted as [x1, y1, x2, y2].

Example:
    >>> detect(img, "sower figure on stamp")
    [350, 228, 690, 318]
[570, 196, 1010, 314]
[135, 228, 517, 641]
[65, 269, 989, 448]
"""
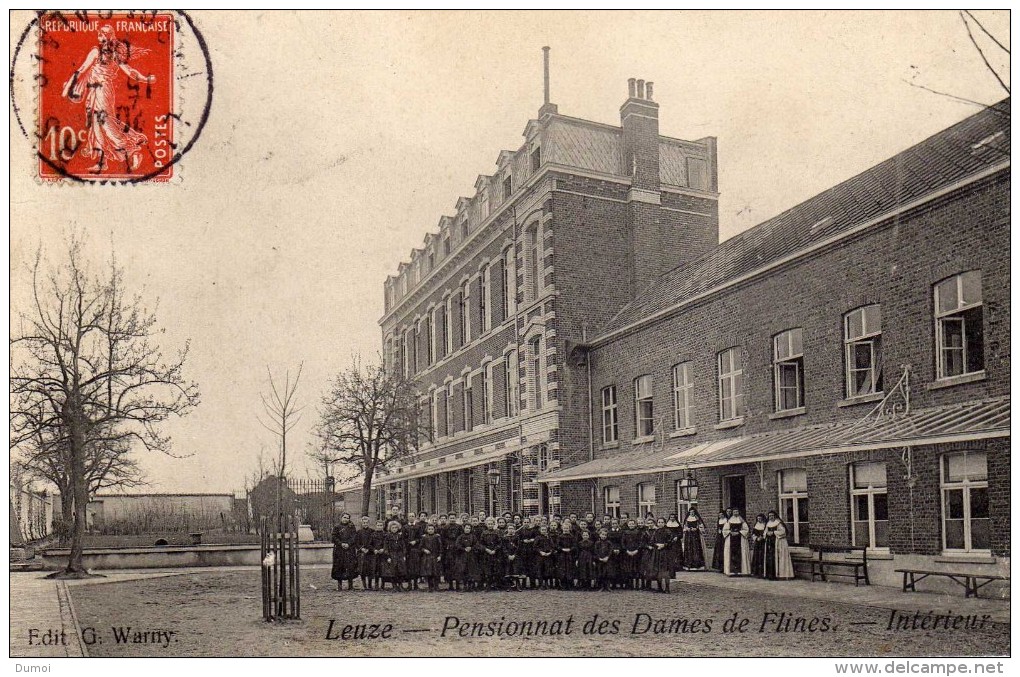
[331, 512, 359, 591]
[62, 25, 157, 173]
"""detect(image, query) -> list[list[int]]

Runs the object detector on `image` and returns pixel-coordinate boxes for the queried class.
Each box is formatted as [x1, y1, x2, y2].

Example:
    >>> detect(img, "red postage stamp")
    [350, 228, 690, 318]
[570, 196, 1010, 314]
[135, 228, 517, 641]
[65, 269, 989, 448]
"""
[36, 11, 175, 181]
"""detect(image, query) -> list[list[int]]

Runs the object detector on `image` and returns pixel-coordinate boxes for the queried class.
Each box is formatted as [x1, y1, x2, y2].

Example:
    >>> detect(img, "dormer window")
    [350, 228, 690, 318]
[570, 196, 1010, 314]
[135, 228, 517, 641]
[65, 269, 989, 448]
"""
[443, 234, 451, 256]
[503, 175, 513, 202]
[428, 250, 435, 270]
[461, 218, 469, 241]
[531, 146, 541, 172]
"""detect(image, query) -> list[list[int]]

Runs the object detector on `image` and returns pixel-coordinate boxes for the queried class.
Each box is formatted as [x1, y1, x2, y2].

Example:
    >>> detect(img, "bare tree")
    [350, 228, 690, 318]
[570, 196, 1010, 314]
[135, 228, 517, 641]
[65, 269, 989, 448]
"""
[313, 357, 426, 516]
[256, 364, 304, 528]
[905, 11, 1009, 116]
[10, 238, 200, 575]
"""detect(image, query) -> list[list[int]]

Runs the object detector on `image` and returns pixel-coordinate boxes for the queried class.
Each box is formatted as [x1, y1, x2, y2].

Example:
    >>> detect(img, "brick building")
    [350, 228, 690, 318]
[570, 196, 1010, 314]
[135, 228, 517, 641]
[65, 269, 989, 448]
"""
[374, 67, 1009, 584]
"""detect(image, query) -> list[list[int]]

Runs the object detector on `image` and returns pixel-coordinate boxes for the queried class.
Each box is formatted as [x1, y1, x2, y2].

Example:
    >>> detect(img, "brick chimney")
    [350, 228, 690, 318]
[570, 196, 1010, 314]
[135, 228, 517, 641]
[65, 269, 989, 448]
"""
[538, 46, 558, 118]
[621, 78, 664, 295]
[621, 78, 660, 191]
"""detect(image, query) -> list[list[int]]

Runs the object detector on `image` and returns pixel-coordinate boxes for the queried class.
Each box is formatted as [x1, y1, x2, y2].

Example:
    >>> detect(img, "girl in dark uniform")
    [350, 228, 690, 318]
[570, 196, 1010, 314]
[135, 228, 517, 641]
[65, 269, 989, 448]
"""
[419, 523, 443, 592]
[503, 525, 525, 590]
[639, 517, 658, 590]
[331, 512, 359, 591]
[650, 517, 673, 593]
[449, 523, 473, 591]
[354, 516, 373, 590]
[368, 519, 387, 590]
[442, 516, 462, 588]
[534, 524, 555, 590]
[593, 528, 616, 591]
[405, 513, 426, 590]
[479, 517, 503, 590]
[518, 517, 538, 589]
[379, 521, 407, 592]
[608, 518, 624, 589]
[620, 518, 644, 590]
[556, 521, 578, 590]
[576, 528, 595, 589]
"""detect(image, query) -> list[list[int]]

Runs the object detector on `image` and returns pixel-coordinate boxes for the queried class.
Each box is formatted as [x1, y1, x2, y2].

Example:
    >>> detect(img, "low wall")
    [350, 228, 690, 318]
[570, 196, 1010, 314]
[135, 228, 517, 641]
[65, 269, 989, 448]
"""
[40, 543, 334, 570]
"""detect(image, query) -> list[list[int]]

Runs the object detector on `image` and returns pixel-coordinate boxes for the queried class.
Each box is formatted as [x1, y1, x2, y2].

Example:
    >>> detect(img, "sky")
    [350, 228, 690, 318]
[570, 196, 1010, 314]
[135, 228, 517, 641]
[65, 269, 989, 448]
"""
[8, 10, 1010, 494]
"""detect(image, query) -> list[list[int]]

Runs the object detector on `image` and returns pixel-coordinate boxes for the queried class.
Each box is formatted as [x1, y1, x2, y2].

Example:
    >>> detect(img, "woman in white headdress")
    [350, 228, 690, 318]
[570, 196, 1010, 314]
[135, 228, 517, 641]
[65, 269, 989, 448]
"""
[722, 508, 751, 576]
[764, 509, 795, 580]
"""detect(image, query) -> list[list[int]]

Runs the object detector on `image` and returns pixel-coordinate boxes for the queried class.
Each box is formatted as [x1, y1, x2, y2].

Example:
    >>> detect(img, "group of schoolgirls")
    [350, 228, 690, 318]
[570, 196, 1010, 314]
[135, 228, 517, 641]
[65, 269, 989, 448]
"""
[330, 505, 794, 593]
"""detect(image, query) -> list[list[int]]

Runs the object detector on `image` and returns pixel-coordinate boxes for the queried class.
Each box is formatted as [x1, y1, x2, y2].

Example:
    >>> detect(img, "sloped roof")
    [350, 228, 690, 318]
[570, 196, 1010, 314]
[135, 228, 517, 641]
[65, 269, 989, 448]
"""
[594, 99, 1011, 341]
[538, 397, 1010, 482]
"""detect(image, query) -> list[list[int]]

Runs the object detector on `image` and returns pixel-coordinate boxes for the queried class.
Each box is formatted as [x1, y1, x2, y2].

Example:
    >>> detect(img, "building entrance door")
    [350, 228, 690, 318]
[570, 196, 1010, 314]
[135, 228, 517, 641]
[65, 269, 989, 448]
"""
[722, 475, 746, 516]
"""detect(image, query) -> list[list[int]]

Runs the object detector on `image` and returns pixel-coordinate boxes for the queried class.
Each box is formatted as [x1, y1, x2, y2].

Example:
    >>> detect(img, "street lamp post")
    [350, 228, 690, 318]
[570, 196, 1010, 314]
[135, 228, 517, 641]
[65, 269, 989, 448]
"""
[487, 466, 501, 517]
[678, 471, 700, 505]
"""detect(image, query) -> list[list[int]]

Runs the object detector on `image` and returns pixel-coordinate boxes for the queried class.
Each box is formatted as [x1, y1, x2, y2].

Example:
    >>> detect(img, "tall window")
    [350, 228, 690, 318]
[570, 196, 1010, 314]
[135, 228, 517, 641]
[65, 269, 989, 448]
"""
[479, 264, 490, 333]
[411, 326, 419, 374]
[844, 305, 883, 398]
[850, 462, 889, 549]
[504, 350, 519, 417]
[634, 375, 654, 438]
[443, 234, 451, 256]
[503, 174, 513, 201]
[601, 385, 618, 444]
[427, 250, 435, 271]
[778, 468, 809, 546]
[460, 468, 473, 514]
[481, 364, 491, 425]
[941, 452, 989, 552]
[525, 224, 542, 302]
[531, 336, 544, 410]
[717, 347, 744, 422]
[531, 146, 542, 172]
[502, 247, 516, 317]
[445, 386, 454, 436]
[672, 362, 693, 429]
[424, 315, 433, 366]
[443, 296, 452, 355]
[424, 396, 435, 443]
[637, 482, 656, 517]
[774, 328, 805, 411]
[935, 271, 984, 379]
[463, 382, 473, 433]
[434, 390, 444, 438]
[604, 486, 621, 519]
[537, 444, 550, 472]
[480, 190, 489, 218]
[459, 281, 470, 345]
[460, 218, 469, 241]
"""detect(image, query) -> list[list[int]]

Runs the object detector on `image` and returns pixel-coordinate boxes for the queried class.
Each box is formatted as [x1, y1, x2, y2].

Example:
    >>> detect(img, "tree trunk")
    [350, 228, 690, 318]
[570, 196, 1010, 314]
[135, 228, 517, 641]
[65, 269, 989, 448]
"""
[59, 484, 73, 546]
[361, 472, 374, 518]
[66, 430, 89, 573]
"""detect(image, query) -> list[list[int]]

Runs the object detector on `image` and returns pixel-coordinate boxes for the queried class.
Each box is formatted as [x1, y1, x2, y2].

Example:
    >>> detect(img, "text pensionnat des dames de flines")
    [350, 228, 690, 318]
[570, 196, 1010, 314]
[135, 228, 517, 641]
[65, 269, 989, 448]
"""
[325, 609, 996, 640]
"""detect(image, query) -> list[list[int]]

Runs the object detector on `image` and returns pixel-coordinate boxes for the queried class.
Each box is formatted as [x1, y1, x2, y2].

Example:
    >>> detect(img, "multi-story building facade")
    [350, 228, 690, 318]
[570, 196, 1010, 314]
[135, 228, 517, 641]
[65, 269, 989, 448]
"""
[374, 71, 1009, 585]
[539, 97, 1010, 585]
[375, 77, 719, 517]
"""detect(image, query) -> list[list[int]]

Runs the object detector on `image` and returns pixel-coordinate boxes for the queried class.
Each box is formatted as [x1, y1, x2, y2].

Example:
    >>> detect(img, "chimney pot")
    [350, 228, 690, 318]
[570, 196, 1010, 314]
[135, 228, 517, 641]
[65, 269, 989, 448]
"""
[637, 79, 646, 99]
[645, 82, 654, 101]
[628, 78, 637, 98]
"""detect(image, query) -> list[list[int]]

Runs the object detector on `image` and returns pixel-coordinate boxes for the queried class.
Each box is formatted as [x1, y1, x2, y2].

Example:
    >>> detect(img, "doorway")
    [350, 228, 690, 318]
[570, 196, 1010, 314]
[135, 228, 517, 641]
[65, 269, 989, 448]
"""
[722, 475, 746, 516]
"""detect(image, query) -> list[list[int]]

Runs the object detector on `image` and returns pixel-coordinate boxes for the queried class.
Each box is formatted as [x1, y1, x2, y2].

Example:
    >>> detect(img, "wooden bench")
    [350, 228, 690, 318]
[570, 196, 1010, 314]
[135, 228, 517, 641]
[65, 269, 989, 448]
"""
[896, 568, 1009, 598]
[797, 545, 870, 586]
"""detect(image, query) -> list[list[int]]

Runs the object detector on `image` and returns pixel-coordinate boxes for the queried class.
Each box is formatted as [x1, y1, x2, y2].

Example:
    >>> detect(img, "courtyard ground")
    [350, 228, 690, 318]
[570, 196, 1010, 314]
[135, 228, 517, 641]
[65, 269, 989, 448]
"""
[36, 566, 1007, 658]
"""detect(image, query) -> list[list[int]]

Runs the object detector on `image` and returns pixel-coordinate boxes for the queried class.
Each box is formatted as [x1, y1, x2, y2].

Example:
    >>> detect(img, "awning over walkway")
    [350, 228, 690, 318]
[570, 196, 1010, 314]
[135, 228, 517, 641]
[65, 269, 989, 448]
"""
[538, 397, 1009, 483]
[373, 446, 512, 486]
